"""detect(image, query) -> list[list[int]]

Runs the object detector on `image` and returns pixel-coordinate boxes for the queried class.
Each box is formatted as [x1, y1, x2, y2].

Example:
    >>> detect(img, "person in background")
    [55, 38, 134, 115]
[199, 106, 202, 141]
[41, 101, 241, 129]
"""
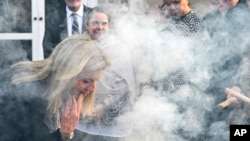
[200, 0, 247, 53]
[84, 7, 110, 40]
[217, 0, 241, 12]
[160, 0, 202, 37]
[150, 0, 202, 96]
[202, 0, 245, 23]
[156, 2, 169, 23]
[246, 0, 250, 9]
[0, 35, 111, 141]
[199, 1, 249, 140]
[222, 41, 250, 125]
[43, 0, 93, 58]
[201, 0, 246, 106]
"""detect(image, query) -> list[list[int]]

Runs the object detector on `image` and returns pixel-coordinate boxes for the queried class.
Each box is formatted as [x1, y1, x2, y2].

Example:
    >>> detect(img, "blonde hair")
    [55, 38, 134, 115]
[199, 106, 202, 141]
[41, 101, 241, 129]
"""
[11, 34, 111, 117]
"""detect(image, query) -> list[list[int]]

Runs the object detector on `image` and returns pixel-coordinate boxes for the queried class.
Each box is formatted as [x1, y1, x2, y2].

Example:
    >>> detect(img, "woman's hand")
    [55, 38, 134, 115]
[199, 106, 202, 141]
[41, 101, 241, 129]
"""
[60, 94, 84, 133]
[156, 3, 168, 23]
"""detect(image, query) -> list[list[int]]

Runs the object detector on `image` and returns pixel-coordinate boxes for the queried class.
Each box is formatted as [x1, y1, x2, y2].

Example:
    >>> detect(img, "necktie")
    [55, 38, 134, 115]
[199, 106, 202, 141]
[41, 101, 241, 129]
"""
[71, 13, 79, 35]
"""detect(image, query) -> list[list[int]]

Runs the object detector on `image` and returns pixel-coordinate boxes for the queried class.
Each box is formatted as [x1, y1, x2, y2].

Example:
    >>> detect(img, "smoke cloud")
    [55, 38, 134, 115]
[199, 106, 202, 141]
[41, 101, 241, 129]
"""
[1, 0, 250, 141]
[103, 1, 250, 141]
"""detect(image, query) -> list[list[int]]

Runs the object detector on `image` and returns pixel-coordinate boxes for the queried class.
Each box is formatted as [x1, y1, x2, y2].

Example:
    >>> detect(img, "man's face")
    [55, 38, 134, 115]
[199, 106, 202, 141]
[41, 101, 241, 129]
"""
[86, 12, 109, 40]
[65, 0, 82, 12]
[163, 0, 190, 19]
[217, 0, 239, 13]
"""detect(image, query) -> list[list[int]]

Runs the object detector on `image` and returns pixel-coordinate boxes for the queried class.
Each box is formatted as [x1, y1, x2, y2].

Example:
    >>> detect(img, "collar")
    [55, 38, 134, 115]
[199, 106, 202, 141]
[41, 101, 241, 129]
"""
[66, 4, 84, 18]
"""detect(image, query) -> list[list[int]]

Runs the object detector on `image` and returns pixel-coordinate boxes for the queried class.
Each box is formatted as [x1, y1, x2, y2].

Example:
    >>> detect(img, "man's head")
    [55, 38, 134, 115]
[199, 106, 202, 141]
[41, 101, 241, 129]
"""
[217, 0, 239, 13]
[65, 0, 82, 12]
[163, 0, 191, 19]
[85, 8, 110, 40]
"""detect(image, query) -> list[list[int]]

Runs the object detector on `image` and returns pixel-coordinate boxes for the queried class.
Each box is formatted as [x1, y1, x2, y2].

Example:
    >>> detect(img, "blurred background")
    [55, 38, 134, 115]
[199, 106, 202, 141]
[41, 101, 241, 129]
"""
[0, 0, 211, 61]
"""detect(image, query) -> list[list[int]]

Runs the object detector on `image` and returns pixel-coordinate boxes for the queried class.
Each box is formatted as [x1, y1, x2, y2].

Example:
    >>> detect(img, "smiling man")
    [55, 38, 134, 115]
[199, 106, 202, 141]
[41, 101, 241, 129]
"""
[85, 8, 110, 40]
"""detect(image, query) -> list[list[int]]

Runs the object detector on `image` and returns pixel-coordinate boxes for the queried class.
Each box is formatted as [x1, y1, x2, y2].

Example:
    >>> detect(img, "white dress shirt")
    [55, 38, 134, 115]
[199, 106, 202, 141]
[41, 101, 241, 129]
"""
[66, 5, 84, 36]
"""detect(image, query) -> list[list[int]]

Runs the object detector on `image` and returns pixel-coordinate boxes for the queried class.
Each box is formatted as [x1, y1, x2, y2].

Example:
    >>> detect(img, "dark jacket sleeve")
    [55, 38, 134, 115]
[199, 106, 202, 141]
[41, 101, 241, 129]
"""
[0, 94, 62, 141]
[43, 7, 65, 58]
[43, 14, 62, 59]
[43, 27, 55, 58]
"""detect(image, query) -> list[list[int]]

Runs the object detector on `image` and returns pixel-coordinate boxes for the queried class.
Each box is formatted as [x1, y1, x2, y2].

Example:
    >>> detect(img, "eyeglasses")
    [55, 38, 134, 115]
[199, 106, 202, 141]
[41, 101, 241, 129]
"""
[89, 20, 108, 26]
[218, 0, 230, 3]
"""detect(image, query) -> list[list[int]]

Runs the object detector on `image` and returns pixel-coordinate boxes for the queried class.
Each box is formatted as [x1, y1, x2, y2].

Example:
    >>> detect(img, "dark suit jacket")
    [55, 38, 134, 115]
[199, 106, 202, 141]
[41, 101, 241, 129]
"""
[43, 5, 93, 58]
[0, 94, 63, 141]
[0, 78, 61, 141]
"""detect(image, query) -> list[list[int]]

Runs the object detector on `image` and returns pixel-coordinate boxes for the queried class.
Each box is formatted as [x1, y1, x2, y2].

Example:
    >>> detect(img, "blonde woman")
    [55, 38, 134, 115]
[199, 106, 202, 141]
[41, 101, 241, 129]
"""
[0, 34, 111, 141]
[75, 8, 137, 140]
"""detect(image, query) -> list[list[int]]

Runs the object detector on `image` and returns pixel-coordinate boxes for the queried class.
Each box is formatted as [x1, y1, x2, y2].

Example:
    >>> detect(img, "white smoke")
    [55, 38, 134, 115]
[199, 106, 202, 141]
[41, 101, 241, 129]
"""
[1, 0, 250, 140]
[101, 1, 250, 141]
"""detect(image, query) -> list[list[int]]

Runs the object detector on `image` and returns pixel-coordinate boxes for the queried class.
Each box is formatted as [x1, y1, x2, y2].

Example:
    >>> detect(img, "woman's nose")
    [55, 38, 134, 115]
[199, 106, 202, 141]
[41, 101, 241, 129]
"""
[86, 81, 96, 92]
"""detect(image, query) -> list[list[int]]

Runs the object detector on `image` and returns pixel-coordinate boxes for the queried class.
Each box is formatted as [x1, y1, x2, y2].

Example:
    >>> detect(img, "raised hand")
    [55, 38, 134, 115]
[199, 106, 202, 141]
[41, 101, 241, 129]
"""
[60, 94, 84, 133]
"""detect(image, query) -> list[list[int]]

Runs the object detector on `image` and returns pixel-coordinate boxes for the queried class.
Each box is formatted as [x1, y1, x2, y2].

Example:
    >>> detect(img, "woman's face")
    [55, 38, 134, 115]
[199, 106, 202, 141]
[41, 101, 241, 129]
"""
[71, 70, 103, 98]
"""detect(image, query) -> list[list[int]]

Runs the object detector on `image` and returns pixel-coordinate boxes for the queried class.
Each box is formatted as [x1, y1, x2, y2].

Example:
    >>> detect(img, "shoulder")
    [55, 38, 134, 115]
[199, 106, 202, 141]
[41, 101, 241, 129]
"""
[83, 5, 94, 14]
[188, 10, 203, 22]
[46, 7, 66, 25]
[181, 10, 202, 31]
